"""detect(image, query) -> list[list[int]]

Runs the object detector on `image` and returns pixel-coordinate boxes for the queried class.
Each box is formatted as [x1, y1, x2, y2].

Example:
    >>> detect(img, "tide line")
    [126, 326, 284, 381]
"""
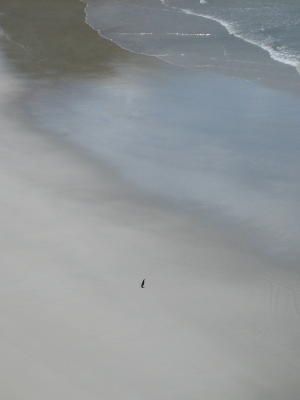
[116, 32, 211, 37]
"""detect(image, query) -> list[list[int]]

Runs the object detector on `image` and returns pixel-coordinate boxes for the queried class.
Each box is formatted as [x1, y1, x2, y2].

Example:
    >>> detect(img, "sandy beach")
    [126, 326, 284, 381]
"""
[0, 1, 300, 399]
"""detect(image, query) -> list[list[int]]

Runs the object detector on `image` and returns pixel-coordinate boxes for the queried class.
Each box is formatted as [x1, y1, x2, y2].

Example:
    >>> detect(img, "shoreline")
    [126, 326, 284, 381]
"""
[0, 0, 299, 271]
[0, 1, 300, 398]
[1, 0, 300, 272]
[83, 0, 300, 95]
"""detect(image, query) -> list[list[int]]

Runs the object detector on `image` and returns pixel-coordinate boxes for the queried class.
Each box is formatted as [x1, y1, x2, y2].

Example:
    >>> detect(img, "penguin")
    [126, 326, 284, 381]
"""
[141, 279, 145, 288]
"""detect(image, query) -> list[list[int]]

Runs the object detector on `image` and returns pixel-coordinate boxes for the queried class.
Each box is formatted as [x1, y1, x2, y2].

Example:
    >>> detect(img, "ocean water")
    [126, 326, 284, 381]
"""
[1, 4, 300, 399]
[83, 0, 300, 84]
[1, 0, 300, 269]
[62, 0, 300, 266]
[165, 0, 300, 70]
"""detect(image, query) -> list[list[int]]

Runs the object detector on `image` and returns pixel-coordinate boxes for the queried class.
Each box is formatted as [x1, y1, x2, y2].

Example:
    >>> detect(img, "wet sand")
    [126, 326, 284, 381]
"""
[0, 1, 300, 399]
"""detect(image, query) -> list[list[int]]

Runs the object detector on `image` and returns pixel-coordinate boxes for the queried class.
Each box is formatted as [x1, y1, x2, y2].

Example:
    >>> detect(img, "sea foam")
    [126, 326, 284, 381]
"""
[179, 8, 300, 74]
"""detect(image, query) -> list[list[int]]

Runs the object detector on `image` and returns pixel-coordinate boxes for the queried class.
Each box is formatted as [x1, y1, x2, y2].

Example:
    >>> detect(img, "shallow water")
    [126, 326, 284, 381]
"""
[172, 0, 300, 70]
[83, 0, 300, 90]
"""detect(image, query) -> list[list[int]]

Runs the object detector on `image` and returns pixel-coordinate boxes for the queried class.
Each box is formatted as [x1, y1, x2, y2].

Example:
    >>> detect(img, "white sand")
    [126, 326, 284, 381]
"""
[0, 59, 300, 400]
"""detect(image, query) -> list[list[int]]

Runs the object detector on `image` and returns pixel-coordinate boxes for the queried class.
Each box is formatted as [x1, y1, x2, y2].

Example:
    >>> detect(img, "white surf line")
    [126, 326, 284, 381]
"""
[178, 7, 300, 75]
[116, 32, 211, 37]
[167, 32, 211, 37]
